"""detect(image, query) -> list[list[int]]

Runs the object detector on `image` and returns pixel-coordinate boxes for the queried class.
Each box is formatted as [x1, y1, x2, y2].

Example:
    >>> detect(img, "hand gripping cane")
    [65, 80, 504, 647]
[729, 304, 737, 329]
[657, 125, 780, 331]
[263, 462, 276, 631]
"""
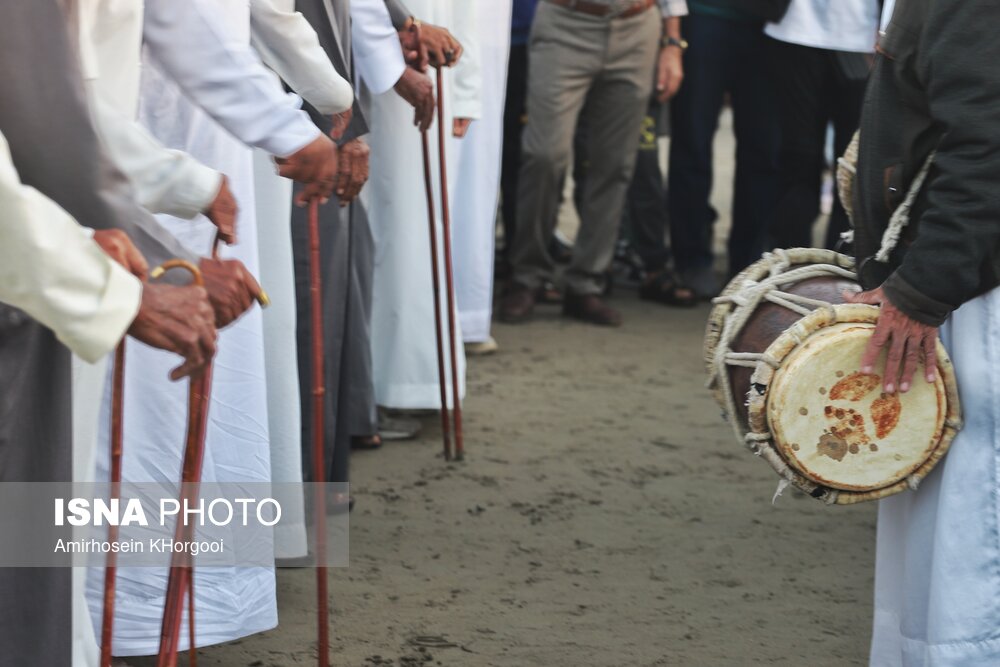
[420, 66, 465, 462]
[101, 257, 214, 667]
[150, 258, 210, 667]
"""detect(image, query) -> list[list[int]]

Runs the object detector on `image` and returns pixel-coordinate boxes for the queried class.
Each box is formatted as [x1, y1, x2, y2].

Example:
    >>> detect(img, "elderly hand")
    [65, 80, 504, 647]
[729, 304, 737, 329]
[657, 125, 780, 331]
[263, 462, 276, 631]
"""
[203, 176, 238, 245]
[399, 19, 428, 71]
[335, 138, 370, 206]
[419, 22, 462, 68]
[330, 108, 353, 141]
[93, 229, 149, 281]
[128, 283, 217, 381]
[199, 257, 264, 329]
[275, 134, 339, 206]
[394, 67, 435, 132]
[845, 287, 939, 394]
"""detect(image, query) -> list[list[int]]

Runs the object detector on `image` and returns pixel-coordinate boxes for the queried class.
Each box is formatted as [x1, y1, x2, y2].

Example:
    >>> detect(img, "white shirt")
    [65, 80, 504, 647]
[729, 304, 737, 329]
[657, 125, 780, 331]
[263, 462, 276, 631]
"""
[765, 0, 880, 53]
[0, 131, 141, 363]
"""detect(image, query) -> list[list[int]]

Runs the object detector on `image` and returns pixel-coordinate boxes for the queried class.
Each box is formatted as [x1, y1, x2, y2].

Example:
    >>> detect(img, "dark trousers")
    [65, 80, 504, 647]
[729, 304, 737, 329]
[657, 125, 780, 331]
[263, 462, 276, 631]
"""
[766, 37, 868, 250]
[622, 100, 670, 272]
[0, 311, 72, 665]
[292, 193, 377, 485]
[500, 43, 529, 257]
[668, 13, 778, 277]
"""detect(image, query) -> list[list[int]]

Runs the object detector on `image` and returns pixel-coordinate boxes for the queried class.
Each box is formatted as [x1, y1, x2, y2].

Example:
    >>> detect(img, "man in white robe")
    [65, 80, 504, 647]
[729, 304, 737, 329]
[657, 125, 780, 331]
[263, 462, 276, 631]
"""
[367, 0, 482, 410]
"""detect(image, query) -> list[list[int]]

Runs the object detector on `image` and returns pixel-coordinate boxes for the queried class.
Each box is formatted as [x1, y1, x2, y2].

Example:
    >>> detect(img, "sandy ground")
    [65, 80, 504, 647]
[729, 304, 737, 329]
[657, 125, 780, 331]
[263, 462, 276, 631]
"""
[133, 113, 876, 667]
[133, 296, 876, 667]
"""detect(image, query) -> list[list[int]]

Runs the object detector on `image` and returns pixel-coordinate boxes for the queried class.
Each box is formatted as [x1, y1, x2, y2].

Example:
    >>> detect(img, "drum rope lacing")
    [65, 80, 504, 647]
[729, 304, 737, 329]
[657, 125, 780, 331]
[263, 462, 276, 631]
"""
[707, 249, 856, 445]
[707, 249, 859, 504]
[707, 246, 961, 503]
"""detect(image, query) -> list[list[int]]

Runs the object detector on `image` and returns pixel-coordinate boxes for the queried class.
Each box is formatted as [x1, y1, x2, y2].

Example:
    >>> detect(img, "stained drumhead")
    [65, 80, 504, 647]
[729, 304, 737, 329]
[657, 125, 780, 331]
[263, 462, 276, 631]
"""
[766, 322, 946, 492]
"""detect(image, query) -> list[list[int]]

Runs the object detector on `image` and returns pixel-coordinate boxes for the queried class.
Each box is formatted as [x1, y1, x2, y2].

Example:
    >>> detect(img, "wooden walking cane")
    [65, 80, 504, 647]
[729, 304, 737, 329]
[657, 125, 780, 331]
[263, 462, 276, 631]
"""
[151, 258, 211, 667]
[154, 240, 271, 667]
[434, 66, 464, 461]
[306, 198, 331, 667]
[100, 342, 126, 667]
[420, 105, 454, 462]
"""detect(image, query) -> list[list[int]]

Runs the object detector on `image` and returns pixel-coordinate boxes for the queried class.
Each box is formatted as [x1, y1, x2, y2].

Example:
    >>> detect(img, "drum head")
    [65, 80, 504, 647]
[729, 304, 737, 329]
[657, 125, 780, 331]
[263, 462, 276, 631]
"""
[748, 304, 961, 503]
[768, 322, 945, 492]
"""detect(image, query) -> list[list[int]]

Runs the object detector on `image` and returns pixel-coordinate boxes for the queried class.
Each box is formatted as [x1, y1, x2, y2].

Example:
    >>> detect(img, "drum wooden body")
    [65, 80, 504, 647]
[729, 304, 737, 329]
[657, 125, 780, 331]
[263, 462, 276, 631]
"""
[705, 249, 962, 505]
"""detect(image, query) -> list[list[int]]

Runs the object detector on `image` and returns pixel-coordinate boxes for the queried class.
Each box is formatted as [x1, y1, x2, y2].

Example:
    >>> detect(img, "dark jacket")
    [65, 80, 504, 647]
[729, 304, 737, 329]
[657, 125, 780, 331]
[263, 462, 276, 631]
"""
[853, 0, 1000, 326]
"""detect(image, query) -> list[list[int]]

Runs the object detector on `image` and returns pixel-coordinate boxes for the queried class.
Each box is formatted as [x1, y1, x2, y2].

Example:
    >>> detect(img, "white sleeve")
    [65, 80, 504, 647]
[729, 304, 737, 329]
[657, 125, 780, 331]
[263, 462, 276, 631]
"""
[143, 0, 322, 158]
[449, 2, 482, 121]
[0, 133, 141, 364]
[87, 86, 223, 219]
[350, 0, 407, 95]
[249, 0, 354, 115]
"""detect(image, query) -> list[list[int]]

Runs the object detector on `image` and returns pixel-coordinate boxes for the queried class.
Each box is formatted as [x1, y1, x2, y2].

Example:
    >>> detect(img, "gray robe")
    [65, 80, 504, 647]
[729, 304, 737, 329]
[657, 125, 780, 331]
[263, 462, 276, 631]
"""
[292, 0, 377, 484]
[0, 0, 191, 663]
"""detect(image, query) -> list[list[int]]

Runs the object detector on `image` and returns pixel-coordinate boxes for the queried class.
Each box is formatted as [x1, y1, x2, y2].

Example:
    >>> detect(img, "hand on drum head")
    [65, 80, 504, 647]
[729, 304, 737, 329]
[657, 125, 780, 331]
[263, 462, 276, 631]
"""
[845, 288, 939, 394]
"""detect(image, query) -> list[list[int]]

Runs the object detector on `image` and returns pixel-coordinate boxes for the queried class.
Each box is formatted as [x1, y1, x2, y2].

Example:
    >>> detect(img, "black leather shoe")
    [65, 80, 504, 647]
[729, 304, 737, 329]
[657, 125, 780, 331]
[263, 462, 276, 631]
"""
[498, 283, 536, 323]
[562, 292, 622, 327]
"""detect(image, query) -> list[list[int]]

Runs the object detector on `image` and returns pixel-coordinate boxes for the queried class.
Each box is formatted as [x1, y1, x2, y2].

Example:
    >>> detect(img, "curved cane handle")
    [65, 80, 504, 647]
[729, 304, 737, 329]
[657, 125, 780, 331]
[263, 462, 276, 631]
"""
[149, 259, 205, 287]
[151, 256, 271, 309]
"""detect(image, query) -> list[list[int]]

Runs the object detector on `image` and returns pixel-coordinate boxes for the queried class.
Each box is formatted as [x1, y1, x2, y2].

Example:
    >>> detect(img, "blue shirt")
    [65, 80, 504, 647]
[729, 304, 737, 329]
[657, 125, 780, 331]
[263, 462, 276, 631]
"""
[511, 0, 540, 46]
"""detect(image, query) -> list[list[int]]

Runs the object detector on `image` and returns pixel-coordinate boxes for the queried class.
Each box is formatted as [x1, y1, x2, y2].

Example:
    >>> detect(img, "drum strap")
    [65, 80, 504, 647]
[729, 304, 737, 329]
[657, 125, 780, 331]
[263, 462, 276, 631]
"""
[838, 147, 936, 262]
[874, 151, 935, 263]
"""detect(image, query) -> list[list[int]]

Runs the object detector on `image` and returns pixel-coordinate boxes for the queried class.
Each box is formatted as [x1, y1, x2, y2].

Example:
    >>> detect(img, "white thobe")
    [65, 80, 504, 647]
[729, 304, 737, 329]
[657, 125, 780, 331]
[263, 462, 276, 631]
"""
[74, 4, 225, 663]
[83, 0, 335, 655]
[452, 0, 511, 343]
[869, 287, 1000, 666]
[365, 0, 482, 409]
[250, 0, 354, 559]
[0, 132, 140, 364]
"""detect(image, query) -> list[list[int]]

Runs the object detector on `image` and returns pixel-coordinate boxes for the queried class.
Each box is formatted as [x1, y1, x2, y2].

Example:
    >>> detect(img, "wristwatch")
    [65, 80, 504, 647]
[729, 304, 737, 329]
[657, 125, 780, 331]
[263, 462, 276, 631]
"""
[660, 36, 689, 51]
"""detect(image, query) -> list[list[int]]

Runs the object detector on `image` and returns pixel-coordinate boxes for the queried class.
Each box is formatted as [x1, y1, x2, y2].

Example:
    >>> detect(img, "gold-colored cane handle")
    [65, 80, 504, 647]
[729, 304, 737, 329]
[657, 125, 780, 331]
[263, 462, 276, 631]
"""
[150, 259, 271, 308]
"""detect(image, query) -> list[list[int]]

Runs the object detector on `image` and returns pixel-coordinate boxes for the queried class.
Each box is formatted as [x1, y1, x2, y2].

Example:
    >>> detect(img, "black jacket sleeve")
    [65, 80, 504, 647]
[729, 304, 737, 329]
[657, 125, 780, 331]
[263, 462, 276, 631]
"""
[885, 0, 1000, 325]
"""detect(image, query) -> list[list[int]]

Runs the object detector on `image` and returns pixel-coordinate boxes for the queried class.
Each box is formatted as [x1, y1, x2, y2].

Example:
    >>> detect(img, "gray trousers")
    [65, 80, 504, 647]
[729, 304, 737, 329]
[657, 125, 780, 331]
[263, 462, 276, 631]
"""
[0, 310, 72, 665]
[510, 1, 660, 295]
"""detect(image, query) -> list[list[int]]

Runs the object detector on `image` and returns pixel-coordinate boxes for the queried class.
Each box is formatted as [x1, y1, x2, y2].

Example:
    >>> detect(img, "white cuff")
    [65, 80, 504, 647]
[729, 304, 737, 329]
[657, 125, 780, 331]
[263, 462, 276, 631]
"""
[61, 262, 142, 364]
